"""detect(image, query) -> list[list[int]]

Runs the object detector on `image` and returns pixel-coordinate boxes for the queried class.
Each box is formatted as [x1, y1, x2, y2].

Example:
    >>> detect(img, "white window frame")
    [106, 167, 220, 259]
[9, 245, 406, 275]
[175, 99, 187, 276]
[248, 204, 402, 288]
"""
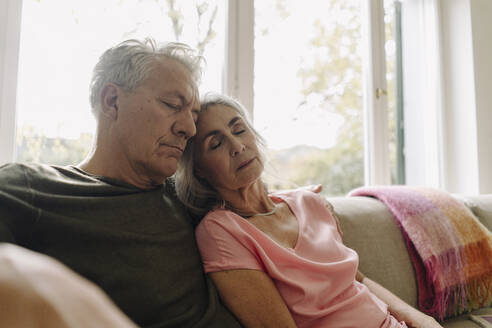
[3, 0, 393, 186]
[362, 0, 391, 185]
[0, 0, 23, 165]
[223, 0, 254, 118]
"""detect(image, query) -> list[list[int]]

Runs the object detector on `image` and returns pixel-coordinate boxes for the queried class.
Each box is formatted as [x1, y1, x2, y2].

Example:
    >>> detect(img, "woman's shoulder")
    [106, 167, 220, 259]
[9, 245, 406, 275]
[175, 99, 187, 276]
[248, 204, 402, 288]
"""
[197, 208, 242, 234]
[271, 187, 326, 206]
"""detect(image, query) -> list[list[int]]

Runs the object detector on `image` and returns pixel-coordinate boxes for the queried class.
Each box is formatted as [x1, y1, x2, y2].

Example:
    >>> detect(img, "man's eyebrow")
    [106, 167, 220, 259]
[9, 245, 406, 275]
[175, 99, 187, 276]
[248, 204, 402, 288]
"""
[201, 116, 241, 141]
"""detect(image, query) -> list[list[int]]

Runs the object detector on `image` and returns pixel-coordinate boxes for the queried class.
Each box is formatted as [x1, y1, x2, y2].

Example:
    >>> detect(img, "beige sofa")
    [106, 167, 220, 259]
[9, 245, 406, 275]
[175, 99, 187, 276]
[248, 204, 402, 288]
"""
[329, 194, 492, 328]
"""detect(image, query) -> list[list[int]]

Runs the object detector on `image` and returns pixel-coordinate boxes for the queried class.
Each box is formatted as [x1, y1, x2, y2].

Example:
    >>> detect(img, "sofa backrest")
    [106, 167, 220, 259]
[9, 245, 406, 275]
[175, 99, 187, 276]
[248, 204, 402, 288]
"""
[328, 194, 492, 310]
[328, 196, 419, 307]
[462, 195, 492, 231]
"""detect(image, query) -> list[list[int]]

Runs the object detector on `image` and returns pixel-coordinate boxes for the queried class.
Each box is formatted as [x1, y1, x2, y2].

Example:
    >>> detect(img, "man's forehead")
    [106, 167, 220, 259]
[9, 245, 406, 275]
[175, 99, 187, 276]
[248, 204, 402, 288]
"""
[148, 66, 197, 98]
[149, 59, 196, 85]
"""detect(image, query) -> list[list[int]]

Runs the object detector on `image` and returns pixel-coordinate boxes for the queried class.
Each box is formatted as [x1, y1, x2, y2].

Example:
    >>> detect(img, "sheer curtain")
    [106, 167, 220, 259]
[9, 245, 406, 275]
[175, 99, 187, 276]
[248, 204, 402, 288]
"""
[401, 0, 445, 189]
[402, 0, 492, 194]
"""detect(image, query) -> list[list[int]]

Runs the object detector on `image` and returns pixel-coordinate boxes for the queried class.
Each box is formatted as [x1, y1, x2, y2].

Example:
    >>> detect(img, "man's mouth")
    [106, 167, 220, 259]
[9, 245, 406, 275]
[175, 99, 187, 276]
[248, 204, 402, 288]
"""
[160, 144, 184, 154]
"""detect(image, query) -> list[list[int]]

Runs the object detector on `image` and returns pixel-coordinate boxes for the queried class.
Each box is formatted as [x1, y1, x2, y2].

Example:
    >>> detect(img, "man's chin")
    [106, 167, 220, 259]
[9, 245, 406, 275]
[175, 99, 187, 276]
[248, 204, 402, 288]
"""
[142, 156, 179, 181]
[156, 162, 178, 180]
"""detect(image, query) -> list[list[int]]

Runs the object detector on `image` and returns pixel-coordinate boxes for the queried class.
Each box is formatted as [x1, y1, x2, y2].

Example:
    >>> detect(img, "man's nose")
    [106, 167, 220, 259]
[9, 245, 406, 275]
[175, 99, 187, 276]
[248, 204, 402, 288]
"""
[173, 110, 196, 139]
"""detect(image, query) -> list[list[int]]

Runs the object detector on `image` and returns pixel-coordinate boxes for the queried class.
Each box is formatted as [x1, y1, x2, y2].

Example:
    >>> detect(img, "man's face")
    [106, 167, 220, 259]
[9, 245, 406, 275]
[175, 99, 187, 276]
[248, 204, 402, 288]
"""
[114, 58, 199, 184]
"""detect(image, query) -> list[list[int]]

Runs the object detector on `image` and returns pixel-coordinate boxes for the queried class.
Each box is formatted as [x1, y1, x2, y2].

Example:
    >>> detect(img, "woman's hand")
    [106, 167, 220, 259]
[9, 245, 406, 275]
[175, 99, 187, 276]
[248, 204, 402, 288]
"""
[359, 274, 443, 328]
[403, 312, 442, 328]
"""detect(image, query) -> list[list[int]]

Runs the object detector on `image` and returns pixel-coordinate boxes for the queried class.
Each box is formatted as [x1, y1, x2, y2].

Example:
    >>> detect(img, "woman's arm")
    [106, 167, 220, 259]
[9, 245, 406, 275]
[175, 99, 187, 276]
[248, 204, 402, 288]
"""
[358, 272, 442, 328]
[210, 269, 297, 328]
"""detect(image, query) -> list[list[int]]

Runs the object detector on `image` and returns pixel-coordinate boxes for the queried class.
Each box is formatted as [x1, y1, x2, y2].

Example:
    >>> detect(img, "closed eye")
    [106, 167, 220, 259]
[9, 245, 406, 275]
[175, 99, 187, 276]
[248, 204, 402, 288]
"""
[161, 100, 181, 110]
[232, 122, 246, 135]
[211, 139, 222, 150]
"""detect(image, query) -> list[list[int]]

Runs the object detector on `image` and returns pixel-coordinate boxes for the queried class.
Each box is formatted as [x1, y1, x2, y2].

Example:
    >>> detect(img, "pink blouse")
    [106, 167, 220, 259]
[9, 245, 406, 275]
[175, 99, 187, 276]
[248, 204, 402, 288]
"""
[196, 189, 402, 328]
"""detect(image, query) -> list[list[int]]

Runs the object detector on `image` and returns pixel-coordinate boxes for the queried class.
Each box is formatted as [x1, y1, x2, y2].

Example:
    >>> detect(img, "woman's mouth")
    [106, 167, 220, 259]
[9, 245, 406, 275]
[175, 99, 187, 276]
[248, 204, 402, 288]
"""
[237, 158, 255, 170]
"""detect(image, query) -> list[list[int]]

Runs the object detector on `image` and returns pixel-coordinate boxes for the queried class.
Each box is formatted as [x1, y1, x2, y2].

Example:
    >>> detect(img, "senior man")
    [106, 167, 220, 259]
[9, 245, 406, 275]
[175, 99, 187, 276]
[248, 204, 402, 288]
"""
[0, 39, 241, 327]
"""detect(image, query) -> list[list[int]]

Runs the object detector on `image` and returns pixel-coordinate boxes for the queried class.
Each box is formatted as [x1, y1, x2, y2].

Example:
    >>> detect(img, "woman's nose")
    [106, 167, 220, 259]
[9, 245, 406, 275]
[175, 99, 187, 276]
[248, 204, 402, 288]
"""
[230, 139, 246, 157]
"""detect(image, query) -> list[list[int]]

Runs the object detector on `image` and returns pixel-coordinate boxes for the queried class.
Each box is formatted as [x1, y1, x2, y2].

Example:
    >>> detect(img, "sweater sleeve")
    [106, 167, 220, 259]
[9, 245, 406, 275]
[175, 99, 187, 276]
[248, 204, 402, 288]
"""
[195, 212, 264, 273]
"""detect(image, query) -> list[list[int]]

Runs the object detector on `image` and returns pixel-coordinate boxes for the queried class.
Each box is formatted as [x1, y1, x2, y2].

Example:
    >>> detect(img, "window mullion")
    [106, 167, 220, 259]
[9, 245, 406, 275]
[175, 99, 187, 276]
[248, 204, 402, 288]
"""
[362, 0, 390, 186]
[0, 0, 23, 165]
[223, 0, 254, 118]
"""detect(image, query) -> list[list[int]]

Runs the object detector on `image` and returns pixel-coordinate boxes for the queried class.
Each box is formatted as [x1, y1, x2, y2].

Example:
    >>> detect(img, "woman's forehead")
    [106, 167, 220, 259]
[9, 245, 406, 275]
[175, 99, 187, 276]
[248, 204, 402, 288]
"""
[197, 105, 238, 129]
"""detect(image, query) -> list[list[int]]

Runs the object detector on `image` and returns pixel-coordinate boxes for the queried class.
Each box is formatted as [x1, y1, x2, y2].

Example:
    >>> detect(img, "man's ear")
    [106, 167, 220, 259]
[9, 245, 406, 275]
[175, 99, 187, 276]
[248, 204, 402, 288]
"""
[99, 83, 120, 120]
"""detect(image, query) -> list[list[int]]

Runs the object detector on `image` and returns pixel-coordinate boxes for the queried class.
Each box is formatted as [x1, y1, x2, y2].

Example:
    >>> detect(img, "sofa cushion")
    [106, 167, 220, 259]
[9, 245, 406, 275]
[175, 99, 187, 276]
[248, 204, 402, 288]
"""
[328, 196, 418, 308]
[461, 195, 492, 232]
[443, 307, 492, 327]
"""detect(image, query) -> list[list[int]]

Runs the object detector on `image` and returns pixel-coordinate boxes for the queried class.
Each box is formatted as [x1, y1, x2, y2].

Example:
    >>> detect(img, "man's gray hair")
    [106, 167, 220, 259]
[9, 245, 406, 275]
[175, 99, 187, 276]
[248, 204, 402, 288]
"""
[89, 38, 204, 116]
[175, 92, 267, 220]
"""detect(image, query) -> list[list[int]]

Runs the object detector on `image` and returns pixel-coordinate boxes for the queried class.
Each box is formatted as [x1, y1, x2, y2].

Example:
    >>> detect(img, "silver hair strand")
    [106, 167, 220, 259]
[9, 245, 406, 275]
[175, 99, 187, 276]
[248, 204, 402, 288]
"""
[89, 38, 205, 117]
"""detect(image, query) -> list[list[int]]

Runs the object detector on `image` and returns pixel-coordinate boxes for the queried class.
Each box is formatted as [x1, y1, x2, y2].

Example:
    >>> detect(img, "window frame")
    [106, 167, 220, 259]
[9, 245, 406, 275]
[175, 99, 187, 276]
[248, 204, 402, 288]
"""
[228, 0, 392, 186]
[2, 0, 395, 187]
[0, 0, 22, 165]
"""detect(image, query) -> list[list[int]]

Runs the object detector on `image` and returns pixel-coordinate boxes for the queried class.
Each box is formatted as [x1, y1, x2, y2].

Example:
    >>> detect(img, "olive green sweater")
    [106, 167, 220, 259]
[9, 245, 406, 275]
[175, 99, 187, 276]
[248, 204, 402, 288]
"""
[0, 163, 240, 327]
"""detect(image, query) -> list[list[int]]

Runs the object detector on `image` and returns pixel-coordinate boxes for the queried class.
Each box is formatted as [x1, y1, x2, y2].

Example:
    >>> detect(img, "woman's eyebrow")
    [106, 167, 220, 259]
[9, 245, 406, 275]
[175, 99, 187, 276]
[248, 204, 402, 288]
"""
[228, 116, 240, 127]
[201, 116, 241, 142]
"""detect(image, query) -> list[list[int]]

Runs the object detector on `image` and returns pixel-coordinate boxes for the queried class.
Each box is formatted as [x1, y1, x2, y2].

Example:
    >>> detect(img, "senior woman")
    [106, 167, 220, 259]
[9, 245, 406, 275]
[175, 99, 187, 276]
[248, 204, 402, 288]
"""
[175, 93, 441, 328]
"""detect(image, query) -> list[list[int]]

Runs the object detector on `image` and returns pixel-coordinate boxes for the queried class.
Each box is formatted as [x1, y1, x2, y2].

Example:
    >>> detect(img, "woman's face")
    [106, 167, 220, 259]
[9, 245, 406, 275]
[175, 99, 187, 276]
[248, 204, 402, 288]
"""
[193, 104, 263, 193]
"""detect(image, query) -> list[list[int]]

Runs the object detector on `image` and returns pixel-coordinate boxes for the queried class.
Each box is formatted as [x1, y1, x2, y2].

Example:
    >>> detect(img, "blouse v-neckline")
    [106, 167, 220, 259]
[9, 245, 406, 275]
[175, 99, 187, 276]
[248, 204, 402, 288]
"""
[228, 193, 303, 252]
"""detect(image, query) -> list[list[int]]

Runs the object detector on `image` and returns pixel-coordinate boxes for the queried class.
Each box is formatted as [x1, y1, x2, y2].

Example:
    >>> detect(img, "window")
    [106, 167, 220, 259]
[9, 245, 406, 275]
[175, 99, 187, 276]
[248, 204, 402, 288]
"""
[4, 0, 402, 194]
[254, 0, 401, 195]
[15, 0, 225, 165]
[255, 0, 365, 195]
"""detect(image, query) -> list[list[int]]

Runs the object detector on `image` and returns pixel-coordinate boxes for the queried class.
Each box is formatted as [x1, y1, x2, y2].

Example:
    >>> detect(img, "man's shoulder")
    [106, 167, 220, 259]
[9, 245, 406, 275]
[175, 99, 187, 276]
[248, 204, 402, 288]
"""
[0, 162, 115, 196]
[0, 162, 76, 184]
[0, 162, 48, 184]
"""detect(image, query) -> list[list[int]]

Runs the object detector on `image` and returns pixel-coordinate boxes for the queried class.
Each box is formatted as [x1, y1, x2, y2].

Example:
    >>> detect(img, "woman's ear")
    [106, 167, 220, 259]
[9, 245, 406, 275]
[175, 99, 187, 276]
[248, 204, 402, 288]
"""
[99, 83, 120, 120]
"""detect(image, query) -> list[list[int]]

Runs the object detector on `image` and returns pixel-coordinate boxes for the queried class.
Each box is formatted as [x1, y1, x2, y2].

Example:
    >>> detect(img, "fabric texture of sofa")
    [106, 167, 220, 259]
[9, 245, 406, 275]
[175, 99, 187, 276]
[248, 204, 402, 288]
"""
[329, 194, 492, 328]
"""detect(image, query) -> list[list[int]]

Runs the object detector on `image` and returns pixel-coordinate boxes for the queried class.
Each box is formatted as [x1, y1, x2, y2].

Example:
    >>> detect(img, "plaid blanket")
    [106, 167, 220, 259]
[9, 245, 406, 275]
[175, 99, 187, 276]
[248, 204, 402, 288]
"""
[349, 186, 492, 320]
